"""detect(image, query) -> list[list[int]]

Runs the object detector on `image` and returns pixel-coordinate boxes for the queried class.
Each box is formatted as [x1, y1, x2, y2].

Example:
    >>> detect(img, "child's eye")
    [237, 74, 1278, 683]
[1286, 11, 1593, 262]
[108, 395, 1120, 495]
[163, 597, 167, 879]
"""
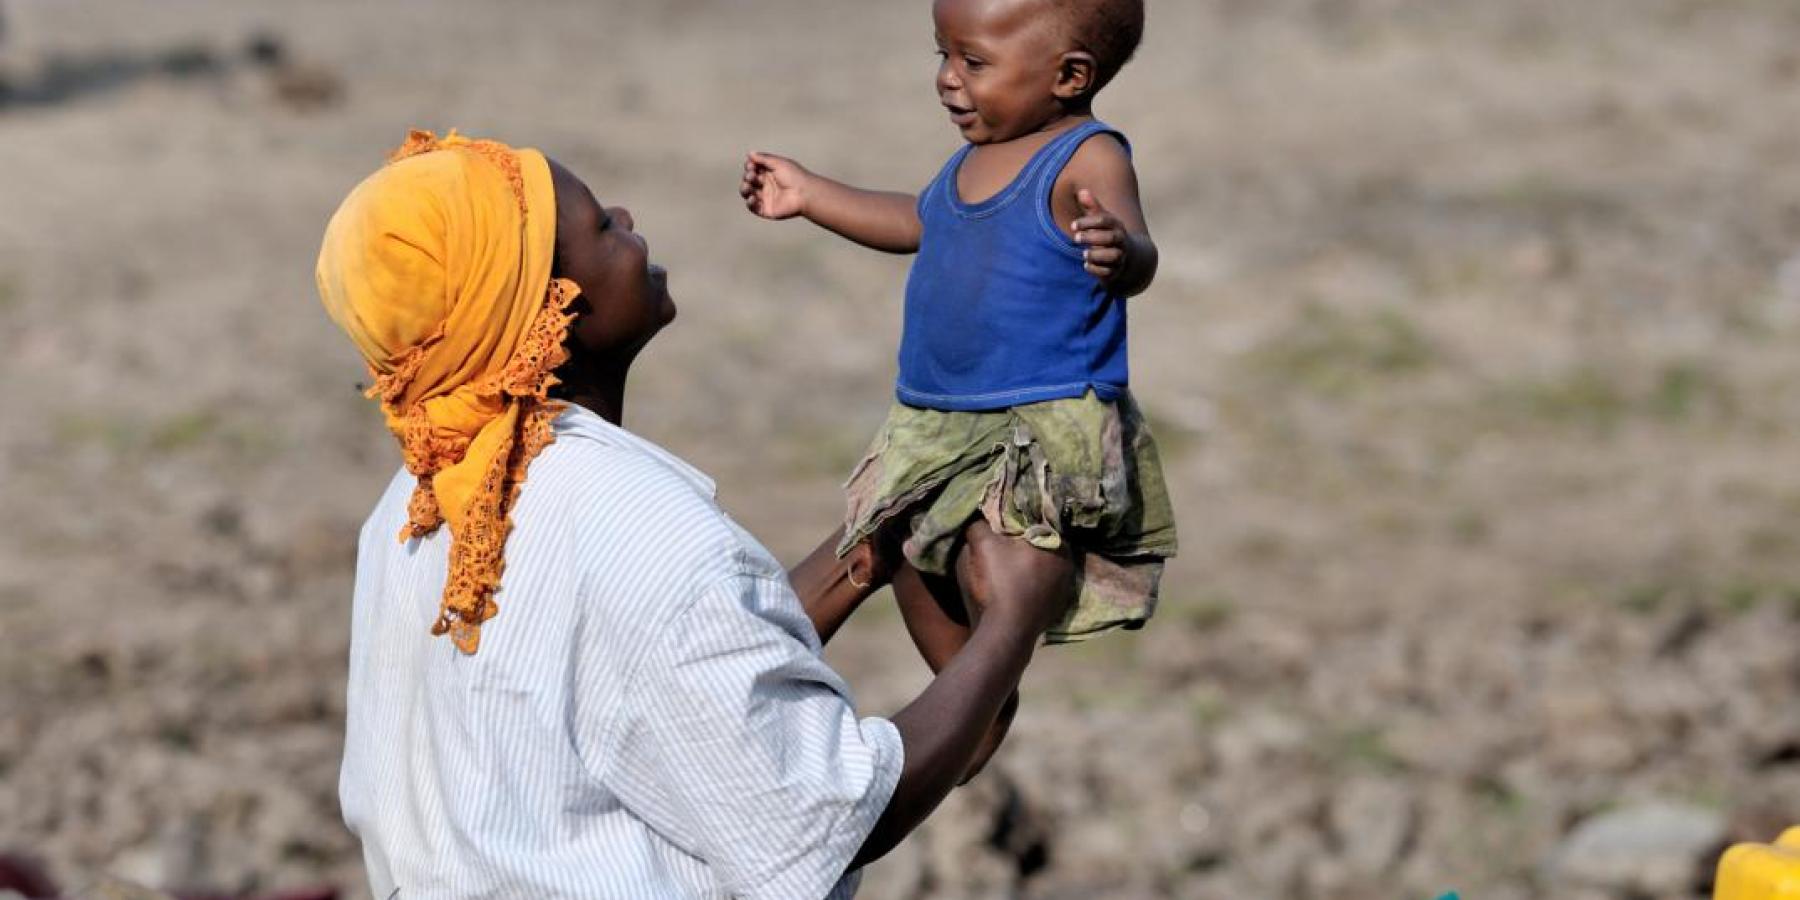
[963, 56, 985, 70]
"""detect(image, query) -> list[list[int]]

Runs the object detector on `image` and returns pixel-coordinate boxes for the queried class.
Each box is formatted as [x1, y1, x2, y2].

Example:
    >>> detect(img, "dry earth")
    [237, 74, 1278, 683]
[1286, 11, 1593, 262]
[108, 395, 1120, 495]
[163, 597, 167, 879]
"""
[4, 1, 1800, 898]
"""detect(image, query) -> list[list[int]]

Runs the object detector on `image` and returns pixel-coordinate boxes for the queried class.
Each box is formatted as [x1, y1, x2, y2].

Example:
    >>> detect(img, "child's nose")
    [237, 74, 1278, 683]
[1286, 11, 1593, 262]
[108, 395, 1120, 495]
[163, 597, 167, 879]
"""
[609, 206, 635, 232]
[936, 59, 959, 92]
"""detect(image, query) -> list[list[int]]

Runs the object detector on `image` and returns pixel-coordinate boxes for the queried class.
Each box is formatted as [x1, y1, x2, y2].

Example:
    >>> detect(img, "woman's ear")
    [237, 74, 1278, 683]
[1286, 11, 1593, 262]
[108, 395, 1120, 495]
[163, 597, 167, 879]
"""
[1054, 50, 1098, 100]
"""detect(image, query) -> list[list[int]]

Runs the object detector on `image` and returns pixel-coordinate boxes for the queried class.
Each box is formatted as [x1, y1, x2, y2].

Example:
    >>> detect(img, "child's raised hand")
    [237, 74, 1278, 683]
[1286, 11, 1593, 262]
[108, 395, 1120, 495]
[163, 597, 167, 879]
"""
[741, 152, 811, 221]
[1071, 188, 1131, 282]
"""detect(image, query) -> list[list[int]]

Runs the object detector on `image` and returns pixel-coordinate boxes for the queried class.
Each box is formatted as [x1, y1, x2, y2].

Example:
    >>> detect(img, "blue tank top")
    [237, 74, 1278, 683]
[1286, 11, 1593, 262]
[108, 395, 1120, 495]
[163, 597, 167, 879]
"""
[896, 120, 1131, 411]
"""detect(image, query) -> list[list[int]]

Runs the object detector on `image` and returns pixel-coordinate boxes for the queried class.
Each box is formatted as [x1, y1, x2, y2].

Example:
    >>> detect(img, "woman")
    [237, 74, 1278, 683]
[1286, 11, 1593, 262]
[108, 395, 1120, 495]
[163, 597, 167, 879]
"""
[315, 131, 1064, 899]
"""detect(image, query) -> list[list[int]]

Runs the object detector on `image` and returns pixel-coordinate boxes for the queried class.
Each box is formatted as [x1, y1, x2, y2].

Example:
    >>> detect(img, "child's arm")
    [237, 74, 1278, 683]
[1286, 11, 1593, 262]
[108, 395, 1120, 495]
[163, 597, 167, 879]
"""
[741, 152, 922, 254]
[1057, 137, 1159, 298]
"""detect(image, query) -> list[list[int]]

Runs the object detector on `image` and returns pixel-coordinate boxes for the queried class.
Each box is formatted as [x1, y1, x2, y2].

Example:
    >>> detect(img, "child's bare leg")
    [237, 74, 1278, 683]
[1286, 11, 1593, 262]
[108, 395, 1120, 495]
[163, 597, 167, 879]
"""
[947, 520, 1075, 779]
[893, 563, 1019, 783]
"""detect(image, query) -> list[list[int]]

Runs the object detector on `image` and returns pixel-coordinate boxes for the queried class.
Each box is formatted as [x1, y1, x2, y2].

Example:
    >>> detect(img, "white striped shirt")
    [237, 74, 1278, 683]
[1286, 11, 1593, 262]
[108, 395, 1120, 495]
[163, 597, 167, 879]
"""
[339, 404, 903, 899]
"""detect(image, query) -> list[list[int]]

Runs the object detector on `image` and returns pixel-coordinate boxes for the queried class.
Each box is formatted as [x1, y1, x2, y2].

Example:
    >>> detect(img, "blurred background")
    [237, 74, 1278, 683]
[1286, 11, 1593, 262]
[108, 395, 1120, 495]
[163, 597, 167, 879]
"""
[3, 1, 1800, 898]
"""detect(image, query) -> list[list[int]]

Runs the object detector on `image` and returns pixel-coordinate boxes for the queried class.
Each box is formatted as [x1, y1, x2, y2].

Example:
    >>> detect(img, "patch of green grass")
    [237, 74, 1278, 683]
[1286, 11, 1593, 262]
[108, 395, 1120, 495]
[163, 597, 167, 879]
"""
[1321, 724, 1406, 774]
[1470, 174, 1624, 229]
[148, 411, 220, 453]
[1364, 504, 1421, 538]
[1615, 581, 1677, 615]
[1245, 304, 1437, 396]
[53, 414, 141, 454]
[1650, 360, 1735, 422]
[1472, 774, 1527, 817]
[1188, 688, 1230, 731]
[1718, 581, 1800, 616]
[1722, 582, 1763, 615]
[1614, 579, 1800, 617]
[1176, 592, 1237, 632]
[53, 408, 248, 459]
[1448, 507, 1491, 546]
[1744, 524, 1797, 560]
[1495, 367, 1629, 432]
[1486, 360, 1737, 434]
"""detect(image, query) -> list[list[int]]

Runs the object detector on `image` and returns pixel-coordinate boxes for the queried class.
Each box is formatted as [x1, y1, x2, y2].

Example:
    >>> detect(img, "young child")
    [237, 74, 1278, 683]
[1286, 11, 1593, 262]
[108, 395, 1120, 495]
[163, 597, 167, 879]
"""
[742, 0, 1178, 778]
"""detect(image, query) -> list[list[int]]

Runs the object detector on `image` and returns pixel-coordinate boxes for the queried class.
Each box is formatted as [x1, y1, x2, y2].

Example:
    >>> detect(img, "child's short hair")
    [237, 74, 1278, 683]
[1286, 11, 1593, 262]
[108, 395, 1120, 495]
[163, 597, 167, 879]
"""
[1054, 0, 1145, 93]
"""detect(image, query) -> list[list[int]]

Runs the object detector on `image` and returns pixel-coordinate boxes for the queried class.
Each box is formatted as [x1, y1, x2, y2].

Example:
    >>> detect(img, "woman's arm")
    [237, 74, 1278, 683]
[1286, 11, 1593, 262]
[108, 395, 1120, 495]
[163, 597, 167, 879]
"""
[847, 613, 1038, 868]
[742, 152, 922, 254]
[787, 528, 888, 645]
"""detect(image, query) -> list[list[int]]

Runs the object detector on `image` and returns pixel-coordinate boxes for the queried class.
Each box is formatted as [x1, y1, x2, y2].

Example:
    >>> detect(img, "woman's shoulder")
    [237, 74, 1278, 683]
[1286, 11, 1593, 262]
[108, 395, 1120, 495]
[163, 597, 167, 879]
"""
[522, 412, 757, 581]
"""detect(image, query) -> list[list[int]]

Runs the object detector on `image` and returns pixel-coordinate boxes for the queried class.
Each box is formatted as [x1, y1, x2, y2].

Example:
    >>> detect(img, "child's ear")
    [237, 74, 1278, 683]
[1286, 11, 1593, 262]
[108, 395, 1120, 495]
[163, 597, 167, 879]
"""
[1054, 51, 1098, 100]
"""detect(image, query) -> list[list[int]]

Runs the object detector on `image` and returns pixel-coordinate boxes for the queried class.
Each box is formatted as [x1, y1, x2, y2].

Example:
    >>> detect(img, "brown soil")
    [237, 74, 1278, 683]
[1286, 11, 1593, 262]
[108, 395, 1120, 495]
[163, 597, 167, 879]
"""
[3, 1, 1800, 898]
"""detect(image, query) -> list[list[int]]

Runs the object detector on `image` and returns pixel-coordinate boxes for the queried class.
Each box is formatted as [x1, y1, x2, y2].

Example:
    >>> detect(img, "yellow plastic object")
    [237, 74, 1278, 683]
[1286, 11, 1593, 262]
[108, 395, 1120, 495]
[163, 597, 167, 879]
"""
[1715, 827, 1800, 899]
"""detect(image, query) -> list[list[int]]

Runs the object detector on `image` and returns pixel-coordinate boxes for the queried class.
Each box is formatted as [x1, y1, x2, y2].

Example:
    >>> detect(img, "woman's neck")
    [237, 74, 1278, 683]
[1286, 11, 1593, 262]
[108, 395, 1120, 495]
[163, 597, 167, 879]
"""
[563, 382, 625, 426]
[554, 352, 633, 426]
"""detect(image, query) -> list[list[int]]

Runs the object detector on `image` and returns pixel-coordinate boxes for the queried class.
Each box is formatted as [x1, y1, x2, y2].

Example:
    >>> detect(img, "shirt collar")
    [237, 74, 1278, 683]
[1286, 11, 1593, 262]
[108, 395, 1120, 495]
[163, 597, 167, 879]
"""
[552, 403, 718, 499]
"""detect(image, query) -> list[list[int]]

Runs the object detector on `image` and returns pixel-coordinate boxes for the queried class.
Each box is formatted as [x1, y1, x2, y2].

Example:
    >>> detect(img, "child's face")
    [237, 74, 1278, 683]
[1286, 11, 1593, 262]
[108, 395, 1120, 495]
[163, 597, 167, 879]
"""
[549, 160, 676, 359]
[933, 0, 1071, 144]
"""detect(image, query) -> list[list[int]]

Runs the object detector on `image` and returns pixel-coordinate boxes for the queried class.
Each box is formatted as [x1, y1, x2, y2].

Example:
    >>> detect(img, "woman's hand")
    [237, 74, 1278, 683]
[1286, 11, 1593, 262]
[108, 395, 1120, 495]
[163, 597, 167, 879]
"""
[741, 152, 812, 220]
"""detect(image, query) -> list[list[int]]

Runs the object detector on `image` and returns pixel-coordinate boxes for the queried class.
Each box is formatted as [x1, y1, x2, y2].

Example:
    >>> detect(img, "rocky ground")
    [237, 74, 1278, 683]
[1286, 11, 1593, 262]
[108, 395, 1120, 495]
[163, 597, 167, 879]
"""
[3, 1, 1800, 897]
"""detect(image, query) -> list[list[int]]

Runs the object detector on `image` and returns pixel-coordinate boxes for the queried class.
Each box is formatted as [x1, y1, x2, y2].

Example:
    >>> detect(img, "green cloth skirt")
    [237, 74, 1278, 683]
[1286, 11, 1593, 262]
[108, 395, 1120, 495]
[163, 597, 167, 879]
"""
[838, 390, 1178, 644]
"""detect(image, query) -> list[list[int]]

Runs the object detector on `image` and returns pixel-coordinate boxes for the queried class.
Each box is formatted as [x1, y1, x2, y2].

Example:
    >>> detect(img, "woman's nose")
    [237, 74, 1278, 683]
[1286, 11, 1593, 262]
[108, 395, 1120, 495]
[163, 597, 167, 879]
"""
[609, 206, 635, 232]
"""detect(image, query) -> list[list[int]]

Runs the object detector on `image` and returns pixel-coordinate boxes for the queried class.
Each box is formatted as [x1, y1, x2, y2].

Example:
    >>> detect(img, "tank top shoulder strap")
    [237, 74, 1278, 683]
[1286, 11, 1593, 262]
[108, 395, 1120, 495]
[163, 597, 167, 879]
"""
[1027, 119, 1129, 197]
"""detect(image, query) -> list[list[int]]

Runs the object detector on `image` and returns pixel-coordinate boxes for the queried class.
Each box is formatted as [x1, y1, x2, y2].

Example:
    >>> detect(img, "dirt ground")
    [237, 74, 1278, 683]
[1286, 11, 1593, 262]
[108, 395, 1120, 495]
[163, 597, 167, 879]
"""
[4, 1, 1800, 897]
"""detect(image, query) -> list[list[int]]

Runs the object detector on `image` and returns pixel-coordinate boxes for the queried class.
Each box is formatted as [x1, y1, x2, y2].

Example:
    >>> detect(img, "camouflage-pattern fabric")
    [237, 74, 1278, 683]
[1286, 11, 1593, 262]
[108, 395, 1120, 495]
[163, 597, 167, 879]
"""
[838, 391, 1178, 644]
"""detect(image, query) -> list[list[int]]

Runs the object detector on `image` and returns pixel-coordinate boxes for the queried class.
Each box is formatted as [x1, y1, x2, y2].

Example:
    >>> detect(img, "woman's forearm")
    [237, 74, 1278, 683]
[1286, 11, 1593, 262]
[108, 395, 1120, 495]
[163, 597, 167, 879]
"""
[788, 528, 881, 645]
[849, 617, 1038, 869]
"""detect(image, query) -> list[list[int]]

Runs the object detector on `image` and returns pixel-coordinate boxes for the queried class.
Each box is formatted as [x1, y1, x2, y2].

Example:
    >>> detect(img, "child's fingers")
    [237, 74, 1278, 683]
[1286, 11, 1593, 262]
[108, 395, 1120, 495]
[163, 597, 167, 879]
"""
[1076, 187, 1108, 215]
[1071, 212, 1120, 234]
[747, 150, 789, 173]
[1073, 226, 1122, 248]
[1082, 245, 1124, 267]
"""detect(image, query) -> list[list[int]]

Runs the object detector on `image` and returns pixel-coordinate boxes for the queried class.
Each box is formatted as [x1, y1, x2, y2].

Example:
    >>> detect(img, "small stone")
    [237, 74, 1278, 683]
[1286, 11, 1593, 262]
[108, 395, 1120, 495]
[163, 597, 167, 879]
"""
[1547, 801, 1726, 895]
[1328, 776, 1415, 875]
[68, 875, 179, 900]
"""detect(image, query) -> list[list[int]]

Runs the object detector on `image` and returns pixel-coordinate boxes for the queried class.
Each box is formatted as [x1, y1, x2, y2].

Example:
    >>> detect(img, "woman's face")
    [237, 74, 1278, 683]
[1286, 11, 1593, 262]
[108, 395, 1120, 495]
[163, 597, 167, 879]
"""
[549, 159, 676, 360]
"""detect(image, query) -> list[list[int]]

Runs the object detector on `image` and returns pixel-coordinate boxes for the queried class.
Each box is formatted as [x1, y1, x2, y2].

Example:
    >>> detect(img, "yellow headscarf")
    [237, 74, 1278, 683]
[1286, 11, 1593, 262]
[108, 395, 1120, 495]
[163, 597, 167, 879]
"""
[316, 129, 578, 654]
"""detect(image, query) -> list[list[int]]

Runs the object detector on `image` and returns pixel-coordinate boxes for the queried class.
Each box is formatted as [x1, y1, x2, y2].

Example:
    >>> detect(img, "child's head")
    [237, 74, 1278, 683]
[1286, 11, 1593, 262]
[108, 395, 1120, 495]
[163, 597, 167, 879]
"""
[933, 0, 1144, 144]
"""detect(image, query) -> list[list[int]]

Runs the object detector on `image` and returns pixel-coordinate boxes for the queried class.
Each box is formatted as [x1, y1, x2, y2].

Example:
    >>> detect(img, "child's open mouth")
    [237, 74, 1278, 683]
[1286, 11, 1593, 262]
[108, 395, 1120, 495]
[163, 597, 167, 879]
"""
[944, 105, 977, 128]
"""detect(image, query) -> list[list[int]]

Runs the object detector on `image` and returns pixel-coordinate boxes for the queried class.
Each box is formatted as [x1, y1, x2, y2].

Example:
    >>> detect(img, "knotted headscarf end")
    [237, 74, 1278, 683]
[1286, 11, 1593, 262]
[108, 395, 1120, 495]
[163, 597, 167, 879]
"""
[318, 128, 580, 654]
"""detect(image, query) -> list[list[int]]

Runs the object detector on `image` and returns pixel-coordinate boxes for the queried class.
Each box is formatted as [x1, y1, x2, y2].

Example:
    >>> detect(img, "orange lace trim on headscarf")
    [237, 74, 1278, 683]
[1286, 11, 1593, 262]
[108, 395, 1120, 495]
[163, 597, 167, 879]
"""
[368, 130, 580, 654]
[424, 277, 579, 652]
